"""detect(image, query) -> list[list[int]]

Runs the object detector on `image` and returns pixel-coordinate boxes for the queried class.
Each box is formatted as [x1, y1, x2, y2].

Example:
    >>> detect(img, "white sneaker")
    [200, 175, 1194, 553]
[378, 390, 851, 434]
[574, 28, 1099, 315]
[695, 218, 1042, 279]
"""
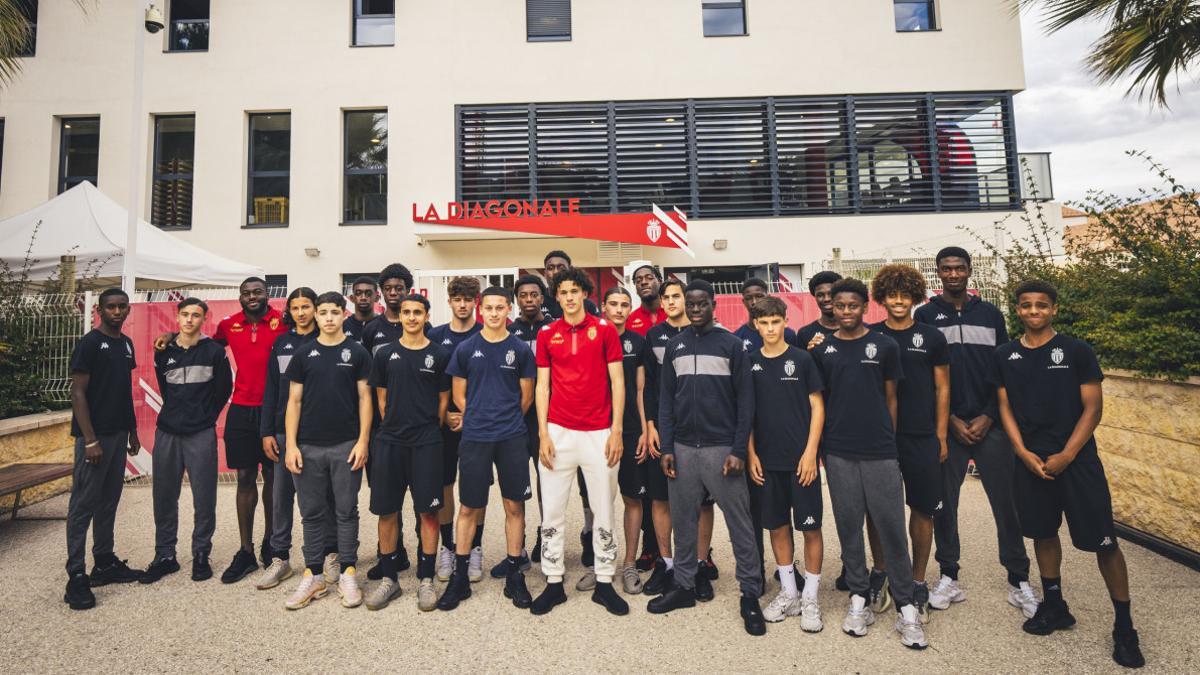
[255, 558, 294, 590]
[1008, 581, 1041, 619]
[468, 546, 484, 583]
[927, 575, 965, 610]
[895, 604, 929, 649]
[417, 578, 437, 612]
[842, 594, 875, 637]
[322, 552, 341, 584]
[365, 577, 401, 611]
[799, 596, 824, 633]
[436, 546, 454, 582]
[762, 590, 801, 623]
[338, 566, 362, 608]
[284, 569, 328, 610]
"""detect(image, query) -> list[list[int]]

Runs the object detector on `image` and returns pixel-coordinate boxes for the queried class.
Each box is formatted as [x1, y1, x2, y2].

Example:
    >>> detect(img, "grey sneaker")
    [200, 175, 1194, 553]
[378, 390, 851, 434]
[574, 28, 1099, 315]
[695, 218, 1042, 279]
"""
[895, 604, 929, 649]
[436, 546, 454, 582]
[575, 569, 597, 591]
[338, 566, 362, 608]
[763, 590, 801, 623]
[468, 547, 484, 583]
[621, 563, 643, 595]
[284, 570, 328, 610]
[365, 577, 402, 611]
[323, 552, 341, 584]
[799, 596, 824, 633]
[842, 594, 875, 637]
[417, 578, 437, 612]
[255, 558, 294, 590]
[928, 574, 965, 610]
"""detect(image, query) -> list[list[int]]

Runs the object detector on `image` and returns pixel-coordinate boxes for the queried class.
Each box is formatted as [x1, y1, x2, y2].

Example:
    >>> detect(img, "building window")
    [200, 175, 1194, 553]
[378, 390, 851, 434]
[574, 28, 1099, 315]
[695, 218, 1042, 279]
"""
[702, 1, 746, 37]
[264, 274, 288, 297]
[0, 119, 5, 194]
[16, 0, 36, 57]
[247, 113, 290, 227]
[457, 92, 1020, 219]
[168, 0, 210, 51]
[527, 0, 571, 42]
[894, 1, 936, 32]
[58, 117, 100, 194]
[343, 110, 388, 224]
[151, 115, 195, 229]
[353, 0, 394, 46]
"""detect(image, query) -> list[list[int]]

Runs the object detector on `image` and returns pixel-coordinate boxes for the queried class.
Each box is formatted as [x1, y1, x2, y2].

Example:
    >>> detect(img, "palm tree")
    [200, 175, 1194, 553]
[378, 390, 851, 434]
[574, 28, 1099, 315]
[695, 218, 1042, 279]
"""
[1024, 0, 1200, 107]
[0, 0, 88, 86]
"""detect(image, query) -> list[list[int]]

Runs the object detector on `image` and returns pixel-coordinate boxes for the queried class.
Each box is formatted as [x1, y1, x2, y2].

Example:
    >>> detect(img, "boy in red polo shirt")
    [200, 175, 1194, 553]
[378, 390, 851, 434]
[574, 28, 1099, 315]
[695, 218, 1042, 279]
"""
[533, 267, 628, 617]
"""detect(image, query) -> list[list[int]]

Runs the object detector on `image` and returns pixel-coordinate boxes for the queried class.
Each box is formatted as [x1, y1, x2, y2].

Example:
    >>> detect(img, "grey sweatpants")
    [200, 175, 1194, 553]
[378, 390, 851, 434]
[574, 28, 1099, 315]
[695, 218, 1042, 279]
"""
[65, 432, 128, 576]
[934, 426, 1030, 582]
[824, 453, 915, 608]
[270, 434, 336, 560]
[667, 445, 763, 598]
[294, 441, 362, 570]
[152, 428, 218, 558]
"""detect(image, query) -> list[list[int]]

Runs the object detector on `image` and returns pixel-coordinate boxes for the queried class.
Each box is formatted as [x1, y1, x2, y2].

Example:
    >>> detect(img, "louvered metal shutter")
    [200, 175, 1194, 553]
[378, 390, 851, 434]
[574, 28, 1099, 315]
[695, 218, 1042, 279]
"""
[535, 105, 611, 213]
[933, 94, 1018, 210]
[459, 106, 531, 203]
[852, 96, 935, 211]
[775, 98, 853, 215]
[694, 99, 773, 216]
[614, 102, 691, 213]
[527, 0, 571, 41]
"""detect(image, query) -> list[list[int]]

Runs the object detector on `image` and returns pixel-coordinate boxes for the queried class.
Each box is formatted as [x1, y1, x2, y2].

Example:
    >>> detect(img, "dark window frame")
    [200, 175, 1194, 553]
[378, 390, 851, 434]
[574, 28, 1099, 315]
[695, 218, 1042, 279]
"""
[456, 91, 1022, 220]
[0, 118, 5, 194]
[702, 0, 747, 37]
[342, 109, 388, 225]
[893, 0, 939, 32]
[246, 112, 291, 228]
[151, 114, 195, 230]
[15, 0, 36, 57]
[57, 116, 100, 194]
[526, 0, 572, 42]
[352, 0, 395, 47]
[264, 274, 289, 298]
[167, 0, 210, 52]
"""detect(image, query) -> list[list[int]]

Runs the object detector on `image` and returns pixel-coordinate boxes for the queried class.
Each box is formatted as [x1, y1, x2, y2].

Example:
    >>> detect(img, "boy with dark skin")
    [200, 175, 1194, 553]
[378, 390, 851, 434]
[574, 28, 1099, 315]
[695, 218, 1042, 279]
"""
[342, 276, 379, 343]
[793, 271, 843, 351]
[64, 289, 144, 610]
[626, 263, 665, 570]
[992, 281, 1144, 669]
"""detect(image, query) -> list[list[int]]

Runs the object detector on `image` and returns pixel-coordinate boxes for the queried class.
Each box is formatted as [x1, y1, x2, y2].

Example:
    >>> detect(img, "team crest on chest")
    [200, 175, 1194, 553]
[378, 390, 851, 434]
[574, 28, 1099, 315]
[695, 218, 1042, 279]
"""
[784, 360, 796, 377]
[912, 332, 924, 349]
[505, 349, 516, 365]
[341, 348, 351, 363]
[269, 317, 280, 330]
[1051, 347, 1064, 365]
[587, 326, 598, 341]
[424, 354, 434, 368]
[865, 343, 878, 359]
[623, 339, 632, 354]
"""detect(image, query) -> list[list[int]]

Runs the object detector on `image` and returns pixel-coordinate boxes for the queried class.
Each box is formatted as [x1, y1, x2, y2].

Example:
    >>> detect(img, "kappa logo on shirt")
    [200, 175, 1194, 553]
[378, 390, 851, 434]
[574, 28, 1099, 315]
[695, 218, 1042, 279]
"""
[523, 485, 532, 496]
[389, 352, 401, 361]
[801, 516, 816, 526]
[442, 338, 453, 345]
[823, 345, 837, 354]
[308, 349, 320, 358]
[935, 313, 948, 321]
[166, 358, 176, 365]
[742, 339, 753, 350]
[751, 363, 763, 372]
[284, 343, 294, 350]
[430, 498, 441, 508]
[1100, 536, 1114, 547]
[472, 350, 484, 359]
[374, 332, 384, 339]
[935, 500, 944, 512]
[550, 333, 565, 345]
[658, 334, 669, 341]
[1008, 352, 1023, 360]
[100, 342, 110, 350]
[638, 486, 646, 495]
[674, 343, 685, 351]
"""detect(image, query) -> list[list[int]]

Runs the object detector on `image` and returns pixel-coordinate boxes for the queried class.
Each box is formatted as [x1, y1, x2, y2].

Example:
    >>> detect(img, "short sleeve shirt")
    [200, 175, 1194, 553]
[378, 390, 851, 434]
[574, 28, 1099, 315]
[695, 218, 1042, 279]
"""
[285, 338, 371, 445]
[361, 316, 404, 356]
[215, 308, 287, 407]
[871, 322, 950, 437]
[369, 341, 451, 445]
[991, 334, 1104, 462]
[734, 322, 797, 352]
[617, 330, 651, 432]
[536, 314, 623, 431]
[627, 305, 667, 336]
[749, 346, 824, 470]
[69, 330, 136, 437]
[343, 315, 374, 344]
[447, 333, 536, 442]
[790, 320, 838, 351]
[812, 332, 904, 460]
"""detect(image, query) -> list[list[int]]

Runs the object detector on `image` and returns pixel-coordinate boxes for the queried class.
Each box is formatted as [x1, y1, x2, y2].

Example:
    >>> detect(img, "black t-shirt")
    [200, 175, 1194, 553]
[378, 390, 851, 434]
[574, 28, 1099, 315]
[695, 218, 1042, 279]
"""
[791, 319, 838, 350]
[870, 321, 950, 437]
[69, 329, 137, 437]
[812, 332, 904, 460]
[285, 338, 371, 445]
[342, 314, 376, 344]
[617, 330, 651, 432]
[510, 315, 554, 356]
[446, 332, 536, 442]
[749, 346, 824, 470]
[644, 321, 687, 423]
[734, 322, 796, 352]
[429, 322, 483, 413]
[369, 341, 451, 446]
[990, 334, 1104, 462]
[361, 315, 404, 356]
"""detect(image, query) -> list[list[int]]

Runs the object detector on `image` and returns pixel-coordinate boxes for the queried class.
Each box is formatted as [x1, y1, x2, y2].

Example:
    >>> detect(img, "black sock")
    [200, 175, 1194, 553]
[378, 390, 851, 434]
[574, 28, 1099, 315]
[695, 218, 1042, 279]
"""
[1042, 576, 1063, 605]
[308, 563, 323, 576]
[417, 551, 435, 580]
[507, 554, 523, 570]
[322, 544, 337, 558]
[472, 522, 484, 548]
[1112, 598, 1134, 633]
[455, 553, 469, 579]
[1008, 571, 1028, 587]
[942, 567, 958, 581]
[440, 524, 454, 550]
[381, 552, 399, 581]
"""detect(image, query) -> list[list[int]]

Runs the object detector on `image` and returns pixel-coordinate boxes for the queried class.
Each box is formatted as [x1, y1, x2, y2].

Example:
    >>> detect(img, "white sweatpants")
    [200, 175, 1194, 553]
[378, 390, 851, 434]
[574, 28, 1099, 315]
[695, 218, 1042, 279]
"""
[539, 423, 619, 584]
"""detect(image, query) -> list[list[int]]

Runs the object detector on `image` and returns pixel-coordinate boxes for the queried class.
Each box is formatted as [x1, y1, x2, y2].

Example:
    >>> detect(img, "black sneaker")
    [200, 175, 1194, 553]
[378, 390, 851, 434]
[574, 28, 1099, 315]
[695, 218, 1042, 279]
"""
[90, 558, 143, 586]
[191, 554, 213, 582]
[140, 556, 180, 584]
[367, 560, 384, 581]
[647, 586, 697, 614]
[531, 581, 567, 616]
[695, 569, 715, 602]
[220, 549, 259, 585]
[643, 560, 674, 596]
[636, 551, 657, 572]
[835, 565, 849, 591]
[531, 529, 542, 563]
[64, 573, 95, 610]
[436, 572, 472, 611]
[1023, 599, 1077, 635]
[504, 570, 533, 609]
[397, 544, 411, 572]
[702, 549, 719, 580]
[592, 582, 630, 616]
[580, 530, 595, 568]
[740, 594, 767, 636]
[1112, 629, 1145, 668]
[491, 552, 531, 578]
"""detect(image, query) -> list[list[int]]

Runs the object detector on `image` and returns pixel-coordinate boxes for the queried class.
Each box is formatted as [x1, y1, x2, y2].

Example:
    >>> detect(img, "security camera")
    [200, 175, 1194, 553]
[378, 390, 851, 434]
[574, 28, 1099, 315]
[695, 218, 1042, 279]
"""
[145, 4, 165, 33]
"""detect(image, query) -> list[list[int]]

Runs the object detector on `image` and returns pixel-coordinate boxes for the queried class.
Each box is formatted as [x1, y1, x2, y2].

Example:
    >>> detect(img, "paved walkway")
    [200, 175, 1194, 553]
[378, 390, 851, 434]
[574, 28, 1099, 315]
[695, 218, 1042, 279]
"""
[0, 477, 1194, 673]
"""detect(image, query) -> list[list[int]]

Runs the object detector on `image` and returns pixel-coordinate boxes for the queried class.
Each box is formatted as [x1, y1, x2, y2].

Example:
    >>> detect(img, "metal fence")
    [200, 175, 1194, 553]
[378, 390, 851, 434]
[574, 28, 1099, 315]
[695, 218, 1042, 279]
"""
[8, 293, 88, 403]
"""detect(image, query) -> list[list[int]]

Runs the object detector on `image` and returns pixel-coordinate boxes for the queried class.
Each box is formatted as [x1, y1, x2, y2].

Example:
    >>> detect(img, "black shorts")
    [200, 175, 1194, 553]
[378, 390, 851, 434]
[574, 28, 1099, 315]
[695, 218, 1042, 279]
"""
[524, 414, 541, 465]
[754, 469, 823, 531]
[896, 434, 943, 517]
[440, 425, 462, 487]
[458, 434, 531, 509]
[1014, 458, 1118, 553]
[643, 451, 670, 501]
[618, 432, 647, 498]
[368, 439, 444, 516]
[224, 404, 267, 470]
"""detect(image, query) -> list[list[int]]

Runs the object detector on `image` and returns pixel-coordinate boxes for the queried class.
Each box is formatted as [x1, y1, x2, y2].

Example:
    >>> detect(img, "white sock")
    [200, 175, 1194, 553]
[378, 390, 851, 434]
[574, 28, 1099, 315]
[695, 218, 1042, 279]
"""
[663, 557, 674, 571]
[583, 509, 594, 533]
[803, 571, 821, 601]
[778, 565, 797, 596]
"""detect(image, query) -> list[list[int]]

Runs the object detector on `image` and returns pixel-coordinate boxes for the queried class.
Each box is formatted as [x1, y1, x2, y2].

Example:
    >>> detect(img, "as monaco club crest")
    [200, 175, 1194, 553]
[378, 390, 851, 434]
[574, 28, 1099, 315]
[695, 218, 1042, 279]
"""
[645, 218, 662, 243]
[784, 360, 796, 377]
[912, 332, 924, 349]
[865, 343, 878, 359]
[341, 348, 351, 362]
[624, 339, 632, 354]
[425, 354, 435, 369]
[1051, 347, 1064, 365]
[505, 350, 516, 366]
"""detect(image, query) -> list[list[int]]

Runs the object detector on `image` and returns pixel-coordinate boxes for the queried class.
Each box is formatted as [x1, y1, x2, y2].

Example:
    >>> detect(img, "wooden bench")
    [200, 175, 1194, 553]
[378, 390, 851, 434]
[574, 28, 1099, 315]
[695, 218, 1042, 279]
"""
[0, 463, 73, 520]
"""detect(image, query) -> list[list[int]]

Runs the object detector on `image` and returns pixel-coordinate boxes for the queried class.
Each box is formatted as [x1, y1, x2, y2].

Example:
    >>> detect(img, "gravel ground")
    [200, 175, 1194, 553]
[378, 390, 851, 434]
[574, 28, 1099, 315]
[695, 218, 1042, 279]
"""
[0, 474, 1194, 674]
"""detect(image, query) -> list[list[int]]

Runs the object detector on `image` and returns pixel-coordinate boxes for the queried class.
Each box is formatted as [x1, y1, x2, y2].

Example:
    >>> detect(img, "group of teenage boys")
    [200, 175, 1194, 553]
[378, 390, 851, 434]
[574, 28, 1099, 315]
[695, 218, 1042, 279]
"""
[60, 246, 1143, 667]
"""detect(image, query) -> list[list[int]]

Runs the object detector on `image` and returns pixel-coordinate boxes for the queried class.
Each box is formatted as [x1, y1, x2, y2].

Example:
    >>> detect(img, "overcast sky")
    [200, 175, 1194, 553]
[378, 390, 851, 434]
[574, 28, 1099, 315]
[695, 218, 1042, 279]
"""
[1015, 8, 1200, 204]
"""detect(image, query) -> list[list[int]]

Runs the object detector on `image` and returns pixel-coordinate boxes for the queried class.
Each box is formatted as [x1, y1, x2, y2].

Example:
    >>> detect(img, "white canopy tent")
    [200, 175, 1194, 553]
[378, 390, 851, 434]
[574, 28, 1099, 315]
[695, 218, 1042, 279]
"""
[0, 182, 263, 287]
